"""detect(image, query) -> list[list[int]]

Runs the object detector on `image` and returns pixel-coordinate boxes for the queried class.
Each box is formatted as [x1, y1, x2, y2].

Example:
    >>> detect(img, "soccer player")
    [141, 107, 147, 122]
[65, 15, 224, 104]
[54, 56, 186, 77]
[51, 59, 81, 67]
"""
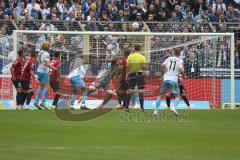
[34, 41, 56, 109]
[115, 50, 131, 110]
[154, 48, 185, 116]
[87, 57, 122, 109]
[165, 77, 191, 109]
[49, 52, 62, 108]
[10, 50, 25, 109]
[21, 51, 37, 109]
[68, 51, 88, 109]
[67, 63, 88, 109]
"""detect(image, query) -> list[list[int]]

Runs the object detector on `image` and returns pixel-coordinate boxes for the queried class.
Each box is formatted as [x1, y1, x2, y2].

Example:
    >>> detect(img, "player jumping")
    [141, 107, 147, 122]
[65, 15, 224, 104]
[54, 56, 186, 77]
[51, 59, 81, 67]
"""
[165, 77, 191, 109]
[10, 50, 25, 109]
[154, 48, 185, 116]
[21, 51, 37, 109]
[34, 41, 56, 109]
[67, 63, 88, 109]
[86, 57, 122, 109]
[49, 52, 62, 108]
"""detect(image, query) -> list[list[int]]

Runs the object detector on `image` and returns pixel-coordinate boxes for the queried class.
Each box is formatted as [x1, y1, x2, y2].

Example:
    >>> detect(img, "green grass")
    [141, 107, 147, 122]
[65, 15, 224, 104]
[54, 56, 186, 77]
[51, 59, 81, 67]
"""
[0, 110, 240, 160]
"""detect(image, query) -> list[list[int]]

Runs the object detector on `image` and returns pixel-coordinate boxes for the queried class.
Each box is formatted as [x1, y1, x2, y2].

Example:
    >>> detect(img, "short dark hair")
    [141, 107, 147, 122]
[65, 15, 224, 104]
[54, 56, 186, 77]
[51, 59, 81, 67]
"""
[124, 50, 131, 57]
[134, 44, 141, 51]
[18, 50, 23, 56]
[30, 50, 37, 57]
[54, 52, 61, 58]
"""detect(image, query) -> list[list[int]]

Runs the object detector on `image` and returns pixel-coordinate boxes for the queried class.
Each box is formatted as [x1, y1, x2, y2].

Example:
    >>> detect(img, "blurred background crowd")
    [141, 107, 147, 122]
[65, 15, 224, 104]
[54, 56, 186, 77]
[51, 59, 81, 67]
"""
[0, 0, 239, 77]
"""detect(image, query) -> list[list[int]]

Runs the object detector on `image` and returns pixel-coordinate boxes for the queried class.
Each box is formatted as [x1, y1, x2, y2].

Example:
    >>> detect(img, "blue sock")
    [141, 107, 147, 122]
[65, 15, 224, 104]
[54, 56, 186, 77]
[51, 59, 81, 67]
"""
[82, 91, 88, 104]
[71, 94, 76, 105]
[42, 88, 48, 103]
[173, 97, 180, 109]
[155, 97, 162, 110]
[135, 94, 140, 105]
[35, 88, 42, 103]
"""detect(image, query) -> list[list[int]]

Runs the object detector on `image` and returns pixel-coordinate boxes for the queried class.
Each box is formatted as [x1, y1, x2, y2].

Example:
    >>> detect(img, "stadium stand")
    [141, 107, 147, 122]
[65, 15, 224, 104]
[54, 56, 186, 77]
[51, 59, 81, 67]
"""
[0, 0, 239, 76]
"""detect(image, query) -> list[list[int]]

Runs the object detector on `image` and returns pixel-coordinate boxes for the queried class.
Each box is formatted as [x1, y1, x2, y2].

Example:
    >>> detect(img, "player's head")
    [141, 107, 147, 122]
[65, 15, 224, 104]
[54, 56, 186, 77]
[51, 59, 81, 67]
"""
[134, 44, 141, 52]
[174, 48, 181, 57]
[42, 41, 51, 51]
[30, 50, 37, 58]
[76, 50, 82, 58]
[18, 49, 25, 58]
[54, 52, 61, 60]
[124, 50, 130, 58]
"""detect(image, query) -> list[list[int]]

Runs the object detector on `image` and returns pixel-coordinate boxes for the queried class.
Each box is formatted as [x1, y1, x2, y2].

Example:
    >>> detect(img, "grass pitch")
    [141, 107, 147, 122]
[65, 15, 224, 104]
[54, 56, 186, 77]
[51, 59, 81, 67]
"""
[0, 109, 239, 160]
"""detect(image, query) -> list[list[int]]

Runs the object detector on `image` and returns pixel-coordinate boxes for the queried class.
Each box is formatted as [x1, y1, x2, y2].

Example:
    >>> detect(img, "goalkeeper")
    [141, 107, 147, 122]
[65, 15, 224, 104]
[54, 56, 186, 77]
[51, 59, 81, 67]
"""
[86, 57, 123, 109]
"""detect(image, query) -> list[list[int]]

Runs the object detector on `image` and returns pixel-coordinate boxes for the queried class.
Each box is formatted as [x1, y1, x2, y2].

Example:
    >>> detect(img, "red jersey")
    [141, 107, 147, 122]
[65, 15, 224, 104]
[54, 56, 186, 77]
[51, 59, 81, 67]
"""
[21, 57, 36, 82]
[11, 57, 24, 80]
[178, 78, 186, 91]
[49, 59, 61, 81]
[119, 57, 127, 81]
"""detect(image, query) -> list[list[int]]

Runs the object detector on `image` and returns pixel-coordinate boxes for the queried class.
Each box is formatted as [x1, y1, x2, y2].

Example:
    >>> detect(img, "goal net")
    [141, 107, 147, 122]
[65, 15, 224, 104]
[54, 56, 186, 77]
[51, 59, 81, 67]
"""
[0, 31, 235, 109]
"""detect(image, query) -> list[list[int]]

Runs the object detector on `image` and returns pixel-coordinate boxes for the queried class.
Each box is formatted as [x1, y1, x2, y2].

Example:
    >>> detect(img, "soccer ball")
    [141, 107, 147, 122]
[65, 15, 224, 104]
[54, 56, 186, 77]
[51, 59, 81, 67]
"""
[132, 22, 139, 29]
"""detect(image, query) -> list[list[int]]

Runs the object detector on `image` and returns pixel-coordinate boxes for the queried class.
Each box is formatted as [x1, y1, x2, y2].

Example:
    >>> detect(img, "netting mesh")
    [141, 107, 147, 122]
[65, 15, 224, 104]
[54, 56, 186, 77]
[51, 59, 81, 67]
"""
[0, 31, 234, 109]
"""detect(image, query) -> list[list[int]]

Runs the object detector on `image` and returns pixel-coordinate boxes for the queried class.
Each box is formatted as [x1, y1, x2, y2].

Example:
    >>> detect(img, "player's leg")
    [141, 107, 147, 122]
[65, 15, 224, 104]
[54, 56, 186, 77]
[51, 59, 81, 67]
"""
[13, 80, 23, 109]
[40, 73, 50, 108]
[180, 89, 191, 109]
[21, 80, 34, 109]
[98, 84, 113, 108]
[50, 79, 61, 108]
[166, 93, 175, 108]
[35, 72, 43, 109]
[154, 81, 172, 115]
[170, 82, 181, 116]
[137, 73, 145, 111]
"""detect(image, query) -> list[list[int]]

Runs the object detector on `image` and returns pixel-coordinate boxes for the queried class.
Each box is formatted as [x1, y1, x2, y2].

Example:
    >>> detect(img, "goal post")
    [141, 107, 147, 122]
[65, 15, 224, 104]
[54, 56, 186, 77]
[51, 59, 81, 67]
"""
[6, 30, 236, 109]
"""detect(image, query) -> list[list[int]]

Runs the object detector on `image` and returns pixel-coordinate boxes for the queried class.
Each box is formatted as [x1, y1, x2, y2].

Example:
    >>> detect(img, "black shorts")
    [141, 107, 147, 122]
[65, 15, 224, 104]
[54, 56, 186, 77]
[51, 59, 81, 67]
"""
[21, 80, 32, 90]
[12, 79, 21, 89]
[180, 88, 186, 95]
[50, 79, 60, 92]
[118, 80, 129, 91]
[128, 72, 145, 89]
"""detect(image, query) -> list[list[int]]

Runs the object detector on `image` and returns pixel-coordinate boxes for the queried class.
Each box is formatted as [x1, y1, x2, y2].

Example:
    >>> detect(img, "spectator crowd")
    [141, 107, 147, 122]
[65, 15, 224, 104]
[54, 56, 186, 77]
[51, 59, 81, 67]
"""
[0, 0, 239, 24]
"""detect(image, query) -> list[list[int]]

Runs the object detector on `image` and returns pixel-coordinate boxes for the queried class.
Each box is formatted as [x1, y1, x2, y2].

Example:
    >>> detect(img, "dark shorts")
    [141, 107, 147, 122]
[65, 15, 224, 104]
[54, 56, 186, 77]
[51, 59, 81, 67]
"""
[21, 80, 32, 90]
[128, 72, 145, 89]
[50, 79, 60, 92]
[180, 88, 186, 95]
[118, 80, 129, 91]
[12, 79, 21, 89]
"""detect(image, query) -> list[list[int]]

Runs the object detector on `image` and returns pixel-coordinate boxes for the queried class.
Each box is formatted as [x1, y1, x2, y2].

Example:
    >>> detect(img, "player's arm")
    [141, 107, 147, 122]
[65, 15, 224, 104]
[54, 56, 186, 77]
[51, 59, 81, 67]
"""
[179, 66, 186, 79]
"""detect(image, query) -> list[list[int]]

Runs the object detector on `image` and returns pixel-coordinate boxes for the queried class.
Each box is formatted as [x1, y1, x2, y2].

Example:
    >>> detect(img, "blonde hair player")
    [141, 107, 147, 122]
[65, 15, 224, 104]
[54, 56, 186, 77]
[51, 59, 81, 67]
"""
[34, 41, 56, 109]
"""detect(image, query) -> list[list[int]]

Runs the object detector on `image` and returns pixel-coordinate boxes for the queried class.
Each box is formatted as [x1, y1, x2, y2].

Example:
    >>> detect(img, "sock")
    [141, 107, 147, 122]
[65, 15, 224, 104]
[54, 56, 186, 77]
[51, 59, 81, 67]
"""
[155, 97, 162, 110]
[71, 94, 76, 105]
[101, 93, 112, 106]
[16, 92, 22, 106]
[81, 91, 88, 104]
[52, 94, 61, 106]
[166, 96, 171, 108]
[26, 97, 31, 105]
[173, 97, 180, 109]
[26, 92, 34, 105]
[182, 95, 190, 106]
[35, 88, 42, 103]
[21, 93, 27, 105]
[42, 88, 48, 103]
[139, 93, 144, 110]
